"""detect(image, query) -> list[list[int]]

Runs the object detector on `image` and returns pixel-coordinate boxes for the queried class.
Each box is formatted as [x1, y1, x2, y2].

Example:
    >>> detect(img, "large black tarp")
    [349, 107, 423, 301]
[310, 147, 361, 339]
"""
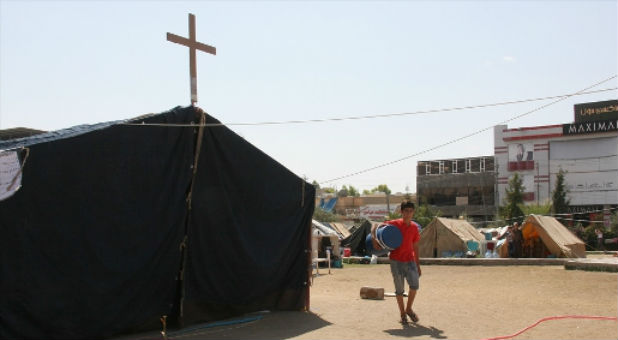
[341, 219, 374, 256]
[0, 106, 315, 339]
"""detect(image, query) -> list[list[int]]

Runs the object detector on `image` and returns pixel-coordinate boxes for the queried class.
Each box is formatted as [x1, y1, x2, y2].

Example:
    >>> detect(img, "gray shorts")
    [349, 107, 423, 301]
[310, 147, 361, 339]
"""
[390, 259, 419, 295]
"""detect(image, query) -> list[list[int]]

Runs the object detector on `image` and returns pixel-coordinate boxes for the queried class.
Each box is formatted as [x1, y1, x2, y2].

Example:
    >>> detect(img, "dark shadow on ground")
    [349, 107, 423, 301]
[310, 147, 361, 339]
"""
[384, 323, 447, 338]
[111, 311, 331, 340]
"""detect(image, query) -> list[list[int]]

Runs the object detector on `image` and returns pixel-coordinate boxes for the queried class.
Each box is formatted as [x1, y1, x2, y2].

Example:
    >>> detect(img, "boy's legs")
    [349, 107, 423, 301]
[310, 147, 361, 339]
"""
[390, 261, 407, 320]
[404, 262, 420, 321]
[392, 261, 420, 321]
[406, 289, 417, 312]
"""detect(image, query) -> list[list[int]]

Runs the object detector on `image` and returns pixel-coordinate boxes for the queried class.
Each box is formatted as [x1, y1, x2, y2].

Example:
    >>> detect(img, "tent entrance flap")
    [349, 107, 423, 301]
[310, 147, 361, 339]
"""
[520, 215, 586, 258]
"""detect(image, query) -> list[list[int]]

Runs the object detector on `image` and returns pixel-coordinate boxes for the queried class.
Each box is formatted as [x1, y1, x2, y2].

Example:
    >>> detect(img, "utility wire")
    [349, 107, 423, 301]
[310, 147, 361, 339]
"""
[121, 87, 616, 127]
[319, 75, 617, 185]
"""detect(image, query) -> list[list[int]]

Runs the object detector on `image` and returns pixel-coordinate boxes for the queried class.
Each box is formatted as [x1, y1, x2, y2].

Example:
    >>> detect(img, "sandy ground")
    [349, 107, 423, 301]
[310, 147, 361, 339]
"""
[149, 259, 617, 340]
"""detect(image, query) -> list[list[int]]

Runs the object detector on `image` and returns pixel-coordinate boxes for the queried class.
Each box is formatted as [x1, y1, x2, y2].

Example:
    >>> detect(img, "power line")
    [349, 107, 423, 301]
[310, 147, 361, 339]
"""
[121, 87, 617, 128]
[466, 207, 618, 227]
[319, 75, 617, 185]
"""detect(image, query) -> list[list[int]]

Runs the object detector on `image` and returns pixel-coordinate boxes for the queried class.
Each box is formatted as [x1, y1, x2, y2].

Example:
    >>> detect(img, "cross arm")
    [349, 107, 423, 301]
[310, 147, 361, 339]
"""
[166, 33, 217, 55]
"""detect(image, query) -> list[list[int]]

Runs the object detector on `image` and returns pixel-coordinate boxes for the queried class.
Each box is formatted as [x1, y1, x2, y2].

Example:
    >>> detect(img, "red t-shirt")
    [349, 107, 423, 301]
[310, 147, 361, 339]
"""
[386, 219, 420, 262]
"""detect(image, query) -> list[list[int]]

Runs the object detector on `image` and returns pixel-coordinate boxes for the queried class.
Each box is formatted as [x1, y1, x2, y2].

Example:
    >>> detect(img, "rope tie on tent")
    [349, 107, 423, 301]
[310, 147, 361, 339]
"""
[481, 315, 618, 340]
[185, 108, 207, 209]
[178, 235, 188, 279]
[179, 235, 187, 251]
[160, 315, 168, 340]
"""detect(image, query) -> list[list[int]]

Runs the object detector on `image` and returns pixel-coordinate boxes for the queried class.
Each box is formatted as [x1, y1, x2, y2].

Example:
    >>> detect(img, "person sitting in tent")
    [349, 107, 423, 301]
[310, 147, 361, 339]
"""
[595, 228, 604, 252]
[507, 222, 523, 258]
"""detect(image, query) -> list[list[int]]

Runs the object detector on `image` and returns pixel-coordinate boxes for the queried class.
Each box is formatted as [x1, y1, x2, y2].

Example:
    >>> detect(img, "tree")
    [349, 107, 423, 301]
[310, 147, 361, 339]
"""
[312, 207, 338, 222]
[372, 184, 392, 195]
[372, 184, 392, 214]
[311, 180, 320, 190]
[551, 168, 570, 223]
[500, 172, 525, 224]
[414, 203, 441, 228]
[522, 202, 551, 216]
[387, 210, 402, 220]
[337, 185, 349, 197]
[362, 189, 372, 195]
[322, 187, 335, 194]
[338, 185, 360, 197]
[348, 185, 360, 197]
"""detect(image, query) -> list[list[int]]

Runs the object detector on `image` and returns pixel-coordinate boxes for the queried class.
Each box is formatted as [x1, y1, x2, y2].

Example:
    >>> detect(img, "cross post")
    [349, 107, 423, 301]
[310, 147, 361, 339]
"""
[167, 13, 216, 106]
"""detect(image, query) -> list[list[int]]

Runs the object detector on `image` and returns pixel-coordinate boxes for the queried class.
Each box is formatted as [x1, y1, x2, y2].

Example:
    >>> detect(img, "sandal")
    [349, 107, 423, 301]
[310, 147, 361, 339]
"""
[400, 313, 408, 324]
[406, 310, 419, 323]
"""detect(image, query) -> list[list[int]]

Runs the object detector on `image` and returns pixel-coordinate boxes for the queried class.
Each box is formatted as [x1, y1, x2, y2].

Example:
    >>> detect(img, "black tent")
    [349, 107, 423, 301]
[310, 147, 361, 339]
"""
[341, 219, 376, 256]
[0, 106, 315, 339]
[341, 219, 423, 257]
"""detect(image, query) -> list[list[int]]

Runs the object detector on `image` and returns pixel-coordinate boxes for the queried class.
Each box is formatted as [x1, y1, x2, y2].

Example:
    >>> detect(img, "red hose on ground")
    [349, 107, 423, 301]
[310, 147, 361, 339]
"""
[481, 315, 618, 340]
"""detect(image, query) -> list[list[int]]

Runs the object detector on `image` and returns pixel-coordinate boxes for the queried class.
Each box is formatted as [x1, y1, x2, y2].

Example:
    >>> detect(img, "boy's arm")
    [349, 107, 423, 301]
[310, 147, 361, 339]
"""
[370, 224, 381, 250]
[413, 241, 421, 276]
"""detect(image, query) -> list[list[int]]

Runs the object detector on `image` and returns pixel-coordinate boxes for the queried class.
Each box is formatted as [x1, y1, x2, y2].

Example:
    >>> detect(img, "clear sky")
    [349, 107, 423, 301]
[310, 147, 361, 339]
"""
[1, 0, 616, 194]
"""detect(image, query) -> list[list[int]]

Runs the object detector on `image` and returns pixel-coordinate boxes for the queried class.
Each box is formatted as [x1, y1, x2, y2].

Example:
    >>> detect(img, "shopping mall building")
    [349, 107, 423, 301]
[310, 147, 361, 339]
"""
[494, 99, 617, 225]
[417, 99, 617, 226]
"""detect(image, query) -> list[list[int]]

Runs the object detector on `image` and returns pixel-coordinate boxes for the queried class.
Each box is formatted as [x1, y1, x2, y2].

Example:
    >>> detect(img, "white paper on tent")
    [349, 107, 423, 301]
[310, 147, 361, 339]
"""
[0, 150, 22, 201]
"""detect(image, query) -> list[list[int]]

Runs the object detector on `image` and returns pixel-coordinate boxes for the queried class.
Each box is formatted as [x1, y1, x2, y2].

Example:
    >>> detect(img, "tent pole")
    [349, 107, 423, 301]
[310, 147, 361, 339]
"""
[172, 107, 207, 328]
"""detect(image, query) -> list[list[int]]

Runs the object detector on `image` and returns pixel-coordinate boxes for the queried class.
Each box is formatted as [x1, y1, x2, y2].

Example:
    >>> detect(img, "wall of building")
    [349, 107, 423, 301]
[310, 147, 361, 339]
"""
[494, 121, 618, 210]
[549, 136, 618, 205]
[494, 124, 560, 205]
[315, 194, 416, 220]
[416, 156, 496, 221]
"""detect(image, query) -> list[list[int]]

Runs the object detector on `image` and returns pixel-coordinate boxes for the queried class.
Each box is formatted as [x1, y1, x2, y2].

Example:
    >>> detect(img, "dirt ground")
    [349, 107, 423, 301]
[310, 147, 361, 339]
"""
[154, 259, 617, 340]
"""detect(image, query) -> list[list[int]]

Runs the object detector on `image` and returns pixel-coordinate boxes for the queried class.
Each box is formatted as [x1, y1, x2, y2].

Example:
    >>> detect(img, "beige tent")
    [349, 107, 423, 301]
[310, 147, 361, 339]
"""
[418, 217, 485, 258]
[514, 215, 586, 258]
[328, 222, 351, 239]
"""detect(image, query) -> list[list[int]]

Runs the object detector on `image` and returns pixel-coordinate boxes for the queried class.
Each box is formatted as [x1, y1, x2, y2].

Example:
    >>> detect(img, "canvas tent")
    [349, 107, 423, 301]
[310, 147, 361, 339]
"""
[341, 219, 380, 256]
[322, 222, 351, 239]
[498, 215, 586, 258]
[312, 220, 340, 258]
[418, 217, 485, 258]
[0, 106, 315, 339]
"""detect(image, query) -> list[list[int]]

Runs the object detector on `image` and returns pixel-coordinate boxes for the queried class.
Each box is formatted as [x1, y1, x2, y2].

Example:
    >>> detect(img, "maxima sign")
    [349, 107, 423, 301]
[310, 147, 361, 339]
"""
[563, 119, 618, 135]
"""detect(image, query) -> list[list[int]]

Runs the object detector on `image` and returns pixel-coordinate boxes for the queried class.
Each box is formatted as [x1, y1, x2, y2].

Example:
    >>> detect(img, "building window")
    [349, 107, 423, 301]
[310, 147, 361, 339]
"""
[439, 161, 444, 174]
[426, 163, 431, 175]
[480, 158, 485, 172]
[465, 159, 471, 173]
[470, 159, 480, 172]
[452, 160, 457, 173]
[486, 157, 495, 172]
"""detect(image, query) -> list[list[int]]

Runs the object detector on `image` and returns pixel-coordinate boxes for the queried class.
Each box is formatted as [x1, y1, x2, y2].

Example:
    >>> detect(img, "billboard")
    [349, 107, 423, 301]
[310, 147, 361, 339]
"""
[509, 143, 534, 162]
[574, 100, 618, 122]
[359, 204, 397, 220]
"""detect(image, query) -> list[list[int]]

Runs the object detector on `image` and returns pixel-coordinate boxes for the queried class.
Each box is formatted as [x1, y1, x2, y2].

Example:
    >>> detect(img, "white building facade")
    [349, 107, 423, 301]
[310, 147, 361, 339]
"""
[494, 100, 618, 224]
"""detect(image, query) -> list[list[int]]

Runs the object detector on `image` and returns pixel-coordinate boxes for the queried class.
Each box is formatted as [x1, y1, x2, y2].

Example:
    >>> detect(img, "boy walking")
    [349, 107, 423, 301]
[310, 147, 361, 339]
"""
[371, 201, 421, 323]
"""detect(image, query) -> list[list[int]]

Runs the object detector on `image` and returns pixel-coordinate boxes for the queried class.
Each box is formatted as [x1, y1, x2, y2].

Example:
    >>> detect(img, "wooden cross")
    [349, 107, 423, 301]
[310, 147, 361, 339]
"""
[167, 13, 216, 106]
